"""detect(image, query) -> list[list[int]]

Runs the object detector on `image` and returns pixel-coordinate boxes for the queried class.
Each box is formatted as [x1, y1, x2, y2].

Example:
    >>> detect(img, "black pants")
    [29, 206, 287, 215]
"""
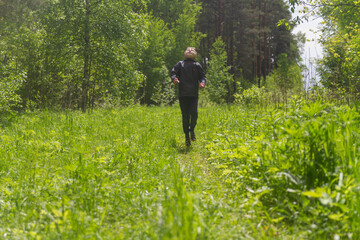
[179, 96, 198, 135]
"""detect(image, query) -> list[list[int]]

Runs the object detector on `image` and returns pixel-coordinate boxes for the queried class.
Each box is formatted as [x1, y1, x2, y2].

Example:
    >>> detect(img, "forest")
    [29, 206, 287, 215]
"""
[1, 0, 360, 239]
[1, 0, 360, 111]
[1, 0, 305, 111]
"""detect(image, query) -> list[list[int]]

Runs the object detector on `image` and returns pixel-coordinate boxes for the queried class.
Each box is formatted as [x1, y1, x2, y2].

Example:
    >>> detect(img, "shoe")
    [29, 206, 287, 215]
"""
[190, 131, 196, 141]
[185, 134, 191, 147]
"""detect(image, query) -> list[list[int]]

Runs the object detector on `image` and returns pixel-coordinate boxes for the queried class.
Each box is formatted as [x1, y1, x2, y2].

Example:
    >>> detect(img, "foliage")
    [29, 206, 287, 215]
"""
[197, 0, 300, 86]
[40, 0, 148, 109]
[147, 0, 205, 65]
[150, 66, 176, 106]
[308, 0, 360, 98]
[0, 55, 22, 113]
[2, 100, 360, 238]
[138, 16, 175, 105]
[234, 54, 303, 107]
[165, 0, 204, 66]
[1, 7, 45, 109]
[234, 85, 267, 106]
[0, 0, 305, 110]
[206, 37, 234, 104]
[265, 53, 304, 103]
[205, 99, 360, 239]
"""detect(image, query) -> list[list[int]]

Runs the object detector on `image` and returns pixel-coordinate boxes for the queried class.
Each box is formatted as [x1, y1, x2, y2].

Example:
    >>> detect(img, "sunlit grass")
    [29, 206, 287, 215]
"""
[1, 101, 360, 239]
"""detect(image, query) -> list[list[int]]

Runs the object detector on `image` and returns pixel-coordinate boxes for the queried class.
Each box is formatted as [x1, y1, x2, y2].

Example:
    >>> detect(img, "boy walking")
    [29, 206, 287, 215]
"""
[171, 47, 206, 147]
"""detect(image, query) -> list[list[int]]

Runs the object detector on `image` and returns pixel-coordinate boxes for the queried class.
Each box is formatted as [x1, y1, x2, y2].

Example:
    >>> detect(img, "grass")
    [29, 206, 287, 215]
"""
[0, 100, 359, 239]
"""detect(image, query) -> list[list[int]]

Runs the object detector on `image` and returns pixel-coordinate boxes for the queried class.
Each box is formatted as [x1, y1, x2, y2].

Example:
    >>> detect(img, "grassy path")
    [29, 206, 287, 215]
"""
[170, 106, 262, 239]
[2, 103, 357, 239]
[0, 106, 226, 239]
[0, 105, 260, 239]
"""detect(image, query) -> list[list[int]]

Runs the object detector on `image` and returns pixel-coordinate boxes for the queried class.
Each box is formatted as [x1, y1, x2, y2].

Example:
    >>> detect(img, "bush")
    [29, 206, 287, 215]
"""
[206, 37, 234, 104]
[234, 85, 267, 106]
[265, 53, 303, 104]
[0, 63, 22, 114]
[206, 99, 360, 238]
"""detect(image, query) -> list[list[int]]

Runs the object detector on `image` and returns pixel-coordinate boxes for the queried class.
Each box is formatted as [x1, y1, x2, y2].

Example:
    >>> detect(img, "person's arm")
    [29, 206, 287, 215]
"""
[170, 62, 181, 84]
[197, 63, 207, 88]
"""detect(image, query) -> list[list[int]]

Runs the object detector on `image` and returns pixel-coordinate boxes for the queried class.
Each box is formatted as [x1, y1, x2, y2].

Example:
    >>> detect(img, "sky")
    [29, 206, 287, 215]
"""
[292, 4, 324, 87]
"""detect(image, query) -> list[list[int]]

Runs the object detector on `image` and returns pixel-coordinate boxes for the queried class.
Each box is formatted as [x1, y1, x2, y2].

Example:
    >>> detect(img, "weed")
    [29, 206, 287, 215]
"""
[1, 102, 359, 239]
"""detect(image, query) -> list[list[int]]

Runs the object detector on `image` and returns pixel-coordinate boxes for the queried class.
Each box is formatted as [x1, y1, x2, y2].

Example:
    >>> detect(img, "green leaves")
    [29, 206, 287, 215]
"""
[317, 0, 360, 96]
[138, 16, 175, 104]
[42, 0, 150, 108]
[205, 99, 360, 238]
[2, 100, 360, 238]
[206, 37, 234, 104]
[0, 66, 22, 114]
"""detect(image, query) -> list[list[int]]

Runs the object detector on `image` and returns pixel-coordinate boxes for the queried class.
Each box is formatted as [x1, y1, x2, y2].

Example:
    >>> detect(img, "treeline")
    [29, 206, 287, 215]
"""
[317, 0, 360, 101]
[0, 0, 303, 112]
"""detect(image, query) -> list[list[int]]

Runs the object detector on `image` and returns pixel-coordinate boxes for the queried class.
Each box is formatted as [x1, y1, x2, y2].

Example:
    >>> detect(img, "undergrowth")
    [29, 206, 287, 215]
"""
[0, 100, 359, 239]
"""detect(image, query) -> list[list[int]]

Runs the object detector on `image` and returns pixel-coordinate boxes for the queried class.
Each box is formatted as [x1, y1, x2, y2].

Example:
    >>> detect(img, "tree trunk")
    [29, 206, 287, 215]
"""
[263, 2, 268, 82]
[215, 0, 224, 38]
[258, 0, 262, 88]
[81, 0, 91, 112]
[227, 0, 235, 101]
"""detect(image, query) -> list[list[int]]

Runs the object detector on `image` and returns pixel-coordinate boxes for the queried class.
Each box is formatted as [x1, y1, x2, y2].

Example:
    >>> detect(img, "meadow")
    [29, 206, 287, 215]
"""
[0, 98, 359, 239]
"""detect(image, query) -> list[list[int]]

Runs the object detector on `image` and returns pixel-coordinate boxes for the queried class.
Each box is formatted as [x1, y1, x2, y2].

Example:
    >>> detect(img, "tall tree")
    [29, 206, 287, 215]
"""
[0, 0, 46, 109]
[315, 0, 360, 97]
[0, 0, 305, 109]
[41, 0, 148, 109]
[138, 16, 175, 105]
[147, 0, 204, 66]
[197, 0, 300, 91]
[207, 37, 234, 103]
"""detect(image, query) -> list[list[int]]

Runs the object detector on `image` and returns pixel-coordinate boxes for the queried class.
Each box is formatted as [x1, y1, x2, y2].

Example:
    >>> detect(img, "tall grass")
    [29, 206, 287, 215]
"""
[1, 100, 360, 239]
[206, 99, 360, 239]
[1, 106, 225, 239]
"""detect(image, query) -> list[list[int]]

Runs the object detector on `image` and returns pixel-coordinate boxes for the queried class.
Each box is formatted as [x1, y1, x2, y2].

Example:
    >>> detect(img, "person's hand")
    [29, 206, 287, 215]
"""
[173, 78, 180, 84]
[200, 83, 205, 89]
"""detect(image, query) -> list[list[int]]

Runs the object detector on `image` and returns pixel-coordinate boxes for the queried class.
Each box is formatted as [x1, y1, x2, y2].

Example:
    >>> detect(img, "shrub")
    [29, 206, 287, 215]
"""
[234, 85, 267, 106]
[265, 53, 304, 104]
[206, 37, 234, 104]
[0, 63, 22, 114]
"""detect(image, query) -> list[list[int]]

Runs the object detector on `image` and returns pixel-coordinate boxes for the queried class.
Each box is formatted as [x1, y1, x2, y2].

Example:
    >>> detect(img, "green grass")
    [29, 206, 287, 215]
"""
[1, 101, 360, 239]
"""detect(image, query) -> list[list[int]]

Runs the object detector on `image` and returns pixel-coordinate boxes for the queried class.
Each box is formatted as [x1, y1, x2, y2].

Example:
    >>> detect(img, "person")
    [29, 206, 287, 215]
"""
[170, 47, 206, 147]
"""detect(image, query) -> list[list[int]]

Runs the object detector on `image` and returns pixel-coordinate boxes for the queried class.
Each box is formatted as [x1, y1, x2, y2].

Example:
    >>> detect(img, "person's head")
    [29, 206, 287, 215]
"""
[184, 47, 197, 59]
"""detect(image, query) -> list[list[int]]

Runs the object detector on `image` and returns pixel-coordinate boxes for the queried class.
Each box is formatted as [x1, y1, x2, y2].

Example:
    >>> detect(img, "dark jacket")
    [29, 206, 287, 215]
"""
[170, 59, 207, 97]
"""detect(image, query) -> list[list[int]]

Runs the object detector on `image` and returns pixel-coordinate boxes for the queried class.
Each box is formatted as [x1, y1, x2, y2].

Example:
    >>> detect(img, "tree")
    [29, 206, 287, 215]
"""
[0, 0, 307, 110]
[145, 0, 204, 105]
[266, 53, 303, 103]
[147, 0, 204, 67]
[0, 0, 47, 109]
[138, 16, 175, 105]
[197, 0, 301, 95]
[286, 0, 360, 99]
[41, 0, 148, 109]
[316, 0, 360, 99]
[0, 56, 22, 113]
[206, 37, 234, 103]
